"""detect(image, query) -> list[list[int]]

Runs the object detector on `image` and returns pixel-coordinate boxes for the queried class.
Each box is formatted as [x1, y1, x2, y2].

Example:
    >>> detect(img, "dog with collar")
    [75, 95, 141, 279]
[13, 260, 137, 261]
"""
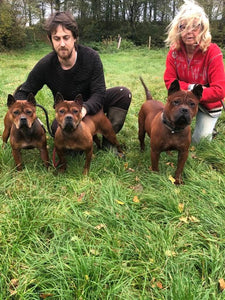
[2, 93, 49, 170]
[138, 77, 203, 184]
[53, 93, 123, 174]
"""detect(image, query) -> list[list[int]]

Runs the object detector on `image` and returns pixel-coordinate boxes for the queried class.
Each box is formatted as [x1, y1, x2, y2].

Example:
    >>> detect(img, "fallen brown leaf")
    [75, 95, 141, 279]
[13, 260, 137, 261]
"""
[133, 195, 140, 203]
[94, 223, 107, 230]
[156, 281, 163, 289]
[129, 183, 143, 192]
[40, 293, 54, 299]
[9, 278, 19, 295]
[166, 162, 174, 168]
[189, 216, 200, 223]
[178, 203, 184, 213]
[77, 192, 85, 202]
[219, 278, 225, 291]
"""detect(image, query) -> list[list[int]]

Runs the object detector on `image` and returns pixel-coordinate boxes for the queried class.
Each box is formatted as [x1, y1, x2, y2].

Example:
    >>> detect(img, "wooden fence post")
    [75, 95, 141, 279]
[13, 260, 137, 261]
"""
[148, 36, 151, 50]
[117, 34, 122, 49]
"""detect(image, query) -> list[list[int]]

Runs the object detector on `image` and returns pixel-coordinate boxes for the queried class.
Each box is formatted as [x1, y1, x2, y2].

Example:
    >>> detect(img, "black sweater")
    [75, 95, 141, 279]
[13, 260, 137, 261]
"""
[15, 44, 106, 114]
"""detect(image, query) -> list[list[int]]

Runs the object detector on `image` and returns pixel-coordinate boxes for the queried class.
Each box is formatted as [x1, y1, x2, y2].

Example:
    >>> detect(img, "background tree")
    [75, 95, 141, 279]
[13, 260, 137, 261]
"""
[1, 0, 225, 50]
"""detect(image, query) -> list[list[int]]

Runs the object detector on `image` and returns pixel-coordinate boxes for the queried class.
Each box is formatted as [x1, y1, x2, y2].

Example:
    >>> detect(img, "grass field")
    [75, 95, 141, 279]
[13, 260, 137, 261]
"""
[0, 42, 225, 299]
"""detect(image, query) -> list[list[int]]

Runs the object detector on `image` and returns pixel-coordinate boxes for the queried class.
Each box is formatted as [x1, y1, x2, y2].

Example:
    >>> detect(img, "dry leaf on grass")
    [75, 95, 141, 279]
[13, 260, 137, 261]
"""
[94, 223, 107, 230]
[77, 192, 85, 202]
[133, 195, 140, 203]
[9, 278, 19, 296]
[85, 275, 89, 281]
[40, 293, 54, 299]
[115, 199, 125, 205]
[130, 183, 143, 192]
[166, 162, 174, 168]
[90, 249, 100, 256]
[168, 175, 176, 184]
[156, 281, 163, 289]
[178, 203, 184, 213]
[179, 216, 200, 224]
[189, 216, 200, 223]
[165, 250, 176, 257]
[218, 278, 225, 291]
[179, 216, 189, 223]
[124, 162, 128, 169]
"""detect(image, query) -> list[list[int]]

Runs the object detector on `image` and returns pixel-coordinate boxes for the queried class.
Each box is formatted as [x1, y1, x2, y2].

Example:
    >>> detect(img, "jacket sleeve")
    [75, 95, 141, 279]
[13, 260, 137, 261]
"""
[82, 52, 106, 115]
[164, 49, 189, 91]
[201, 45, 225, 104]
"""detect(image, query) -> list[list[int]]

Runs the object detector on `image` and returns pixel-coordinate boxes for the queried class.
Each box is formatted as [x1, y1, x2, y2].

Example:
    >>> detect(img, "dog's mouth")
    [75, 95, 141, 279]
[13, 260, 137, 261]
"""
[62, 116, 80, 132]
[175, 114, 191, 126]
[174, 108, 192, 127]
[63, 122, 76, 132]
[18, 118, 30, 129]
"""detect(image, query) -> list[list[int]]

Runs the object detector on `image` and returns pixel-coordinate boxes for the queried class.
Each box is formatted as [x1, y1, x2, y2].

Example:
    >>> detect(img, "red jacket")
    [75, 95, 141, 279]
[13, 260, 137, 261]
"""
[164, 42, 225, 110]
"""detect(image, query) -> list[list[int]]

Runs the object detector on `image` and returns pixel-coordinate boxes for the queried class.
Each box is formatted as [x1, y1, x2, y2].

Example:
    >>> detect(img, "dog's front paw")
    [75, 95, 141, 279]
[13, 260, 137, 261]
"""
[174, 177, 184, 185]
[2, 142, 7, 149]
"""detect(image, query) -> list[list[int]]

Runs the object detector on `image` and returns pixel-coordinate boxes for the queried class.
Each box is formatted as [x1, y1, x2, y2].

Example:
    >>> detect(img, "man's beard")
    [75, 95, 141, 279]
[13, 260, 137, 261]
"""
[56, 47, 73, 60]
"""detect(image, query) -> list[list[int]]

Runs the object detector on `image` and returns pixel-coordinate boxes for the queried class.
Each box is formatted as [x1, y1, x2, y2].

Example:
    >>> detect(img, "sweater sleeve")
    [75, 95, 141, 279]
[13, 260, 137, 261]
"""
[201, 45, 225, 104]
[82, 51, 106, 115]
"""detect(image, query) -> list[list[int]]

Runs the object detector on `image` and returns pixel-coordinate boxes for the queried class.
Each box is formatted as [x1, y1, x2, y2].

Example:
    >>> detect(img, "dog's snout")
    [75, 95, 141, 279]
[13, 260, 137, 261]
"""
[180, 107, 189, 114]
[20, 117, 27, 123]
[65, 115, 73, 122]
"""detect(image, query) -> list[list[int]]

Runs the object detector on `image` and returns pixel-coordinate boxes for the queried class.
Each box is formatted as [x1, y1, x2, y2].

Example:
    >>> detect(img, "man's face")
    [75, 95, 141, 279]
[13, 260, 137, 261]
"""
[51, 25, 76, 60]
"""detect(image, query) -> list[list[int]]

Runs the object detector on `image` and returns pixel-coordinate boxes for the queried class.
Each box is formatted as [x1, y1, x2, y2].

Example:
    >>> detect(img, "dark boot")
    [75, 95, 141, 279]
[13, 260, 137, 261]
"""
[102, 107, 128, 153]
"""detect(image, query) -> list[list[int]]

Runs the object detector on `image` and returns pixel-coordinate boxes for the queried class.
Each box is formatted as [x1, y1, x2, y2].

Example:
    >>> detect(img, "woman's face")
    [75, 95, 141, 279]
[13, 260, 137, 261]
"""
[178, 20, 202, 47]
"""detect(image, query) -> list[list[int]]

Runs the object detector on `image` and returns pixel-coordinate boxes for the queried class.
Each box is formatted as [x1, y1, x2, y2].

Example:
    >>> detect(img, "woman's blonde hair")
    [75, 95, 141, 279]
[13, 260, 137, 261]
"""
[165, 0, 211, 52]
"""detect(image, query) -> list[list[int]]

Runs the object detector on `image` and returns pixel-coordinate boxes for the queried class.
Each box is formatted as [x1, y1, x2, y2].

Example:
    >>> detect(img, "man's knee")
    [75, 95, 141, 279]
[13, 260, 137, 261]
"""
[105, 86, 132, 111]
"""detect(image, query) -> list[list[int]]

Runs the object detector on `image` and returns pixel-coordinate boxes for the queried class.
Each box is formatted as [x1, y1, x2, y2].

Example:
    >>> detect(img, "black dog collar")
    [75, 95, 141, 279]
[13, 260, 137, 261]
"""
[161, 113, 186, 134]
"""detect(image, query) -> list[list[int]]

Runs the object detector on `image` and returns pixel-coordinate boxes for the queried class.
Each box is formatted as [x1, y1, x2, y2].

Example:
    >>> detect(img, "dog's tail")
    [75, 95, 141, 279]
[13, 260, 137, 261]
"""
[139, 77, 152, 101]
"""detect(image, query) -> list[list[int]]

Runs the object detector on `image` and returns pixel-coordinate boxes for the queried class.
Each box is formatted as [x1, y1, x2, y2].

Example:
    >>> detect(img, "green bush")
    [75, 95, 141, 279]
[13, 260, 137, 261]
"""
[0, 1, 26, 50]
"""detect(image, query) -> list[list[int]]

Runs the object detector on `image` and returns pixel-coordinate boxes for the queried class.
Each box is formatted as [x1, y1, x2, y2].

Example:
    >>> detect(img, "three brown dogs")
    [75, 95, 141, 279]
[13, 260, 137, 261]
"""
[138, 77, 203, 184]
[3, 79, 203, 182]
[53, 93, 123, 174]
[2, 93, 49, 170]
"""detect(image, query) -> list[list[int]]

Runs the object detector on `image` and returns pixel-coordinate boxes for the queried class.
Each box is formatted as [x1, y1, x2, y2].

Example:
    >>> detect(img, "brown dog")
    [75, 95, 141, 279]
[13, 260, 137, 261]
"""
[2, 93, 49, 170]
[138, 77, 203, 184]
[54, 93, 123, 174]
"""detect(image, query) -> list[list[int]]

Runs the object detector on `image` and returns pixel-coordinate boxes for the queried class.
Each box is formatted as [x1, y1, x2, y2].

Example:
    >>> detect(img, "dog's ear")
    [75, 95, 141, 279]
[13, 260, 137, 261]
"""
[7, 94, 16, 107]
[54, 92, 64, 108]
[168, 80, 180, 95]
[192, 84, 203, 100]
[27, 93, 36, 106]
[74, 94, 83, 107]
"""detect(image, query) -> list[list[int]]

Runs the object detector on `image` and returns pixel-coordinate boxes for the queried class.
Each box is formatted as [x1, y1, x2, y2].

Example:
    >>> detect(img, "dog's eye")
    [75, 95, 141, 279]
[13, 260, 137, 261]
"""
[59, 109, 65, 114]
[72, 109, 78, 114]
[13, 110, 20, 115]
[189, 102, 196, 108]
[26, 110, 32, 115]
[173, 100, 180, 106]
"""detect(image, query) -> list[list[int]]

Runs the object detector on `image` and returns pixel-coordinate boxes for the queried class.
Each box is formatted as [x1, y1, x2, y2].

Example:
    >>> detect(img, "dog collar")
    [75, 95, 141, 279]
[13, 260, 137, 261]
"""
[161, 113, 186, 134]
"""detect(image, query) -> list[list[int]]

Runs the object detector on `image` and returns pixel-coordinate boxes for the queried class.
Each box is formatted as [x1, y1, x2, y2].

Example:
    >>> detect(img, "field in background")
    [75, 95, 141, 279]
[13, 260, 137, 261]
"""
[0, 44, 225, 299]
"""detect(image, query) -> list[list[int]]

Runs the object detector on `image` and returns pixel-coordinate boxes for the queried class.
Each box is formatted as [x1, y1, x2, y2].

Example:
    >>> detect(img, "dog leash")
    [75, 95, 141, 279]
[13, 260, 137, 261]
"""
[36, 103, 55, 138]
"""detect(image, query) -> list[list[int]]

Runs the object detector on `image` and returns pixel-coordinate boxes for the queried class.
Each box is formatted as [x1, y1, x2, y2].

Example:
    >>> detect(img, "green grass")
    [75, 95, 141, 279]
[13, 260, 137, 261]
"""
[0, 43, 225, 299]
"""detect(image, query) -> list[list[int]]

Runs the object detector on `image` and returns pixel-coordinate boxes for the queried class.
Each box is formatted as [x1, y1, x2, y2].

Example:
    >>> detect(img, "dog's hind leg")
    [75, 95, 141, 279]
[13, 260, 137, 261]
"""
[138, 111, 146, 151]
[93, 134, 101, 149]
